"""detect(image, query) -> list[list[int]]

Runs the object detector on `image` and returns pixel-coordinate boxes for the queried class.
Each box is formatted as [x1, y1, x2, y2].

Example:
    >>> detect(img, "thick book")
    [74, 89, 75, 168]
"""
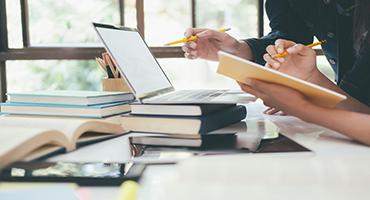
[0, 102, 131, 118]
[6, 90, 135, 106]
[120, 105, 247, 135]
[217, 51, 347, 108]
[0, 116, 127, 168]
[130, 133, 236, 147]
[130, 103, 235, 116]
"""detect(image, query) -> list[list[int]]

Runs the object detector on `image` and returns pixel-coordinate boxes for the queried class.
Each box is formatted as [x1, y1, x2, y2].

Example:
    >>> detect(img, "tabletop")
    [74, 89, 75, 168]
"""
[49, 100, 370, 200]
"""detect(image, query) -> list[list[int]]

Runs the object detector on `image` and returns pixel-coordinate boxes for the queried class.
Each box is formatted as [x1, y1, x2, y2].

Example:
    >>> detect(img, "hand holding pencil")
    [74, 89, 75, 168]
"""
[180, 28, 244, 61]
[263, 39, 323, 81]
[165, 28, 231, 45]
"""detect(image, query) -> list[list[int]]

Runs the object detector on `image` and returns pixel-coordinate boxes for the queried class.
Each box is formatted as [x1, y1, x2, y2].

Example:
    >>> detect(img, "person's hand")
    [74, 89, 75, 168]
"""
[182, 28, 246, 61]
[263, 107, 286, 115]
[238, 79, 312, 117]
[263, 39, 319, 82]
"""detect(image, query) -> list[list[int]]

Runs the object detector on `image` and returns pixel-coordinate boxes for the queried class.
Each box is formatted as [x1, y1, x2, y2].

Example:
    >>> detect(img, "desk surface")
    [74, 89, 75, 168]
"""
[49, 100, 370, 200]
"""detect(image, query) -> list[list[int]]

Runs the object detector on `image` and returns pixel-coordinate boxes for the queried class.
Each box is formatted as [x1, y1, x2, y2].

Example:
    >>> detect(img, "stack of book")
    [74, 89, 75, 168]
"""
[125, 103, 247, 147]
[0, 90, 135, 118]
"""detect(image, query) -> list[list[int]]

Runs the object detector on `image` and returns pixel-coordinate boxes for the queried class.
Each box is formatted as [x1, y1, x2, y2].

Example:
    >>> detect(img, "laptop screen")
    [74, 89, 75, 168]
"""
[94, 24, 173, 97]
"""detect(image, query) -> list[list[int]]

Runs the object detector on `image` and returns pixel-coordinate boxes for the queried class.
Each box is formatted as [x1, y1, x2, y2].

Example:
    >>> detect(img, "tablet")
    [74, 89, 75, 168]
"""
[0, 161, 146, 186]
[217, 51, 347, 108]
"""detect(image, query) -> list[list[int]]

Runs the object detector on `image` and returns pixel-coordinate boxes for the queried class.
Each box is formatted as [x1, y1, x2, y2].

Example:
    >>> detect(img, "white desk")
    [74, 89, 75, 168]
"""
[49, 100, 370, 200]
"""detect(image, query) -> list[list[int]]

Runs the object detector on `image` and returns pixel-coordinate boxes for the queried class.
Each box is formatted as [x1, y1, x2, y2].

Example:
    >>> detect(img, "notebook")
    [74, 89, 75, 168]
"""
[217, 51, 347, 108]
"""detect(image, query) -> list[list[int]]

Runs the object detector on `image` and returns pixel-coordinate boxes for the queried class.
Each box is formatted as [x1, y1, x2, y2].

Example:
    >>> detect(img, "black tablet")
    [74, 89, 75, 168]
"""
[0, 161, 146, 186]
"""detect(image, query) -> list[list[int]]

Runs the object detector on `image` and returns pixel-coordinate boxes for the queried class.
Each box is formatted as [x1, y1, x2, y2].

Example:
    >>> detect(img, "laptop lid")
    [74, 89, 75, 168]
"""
[93, 23, 174, 100]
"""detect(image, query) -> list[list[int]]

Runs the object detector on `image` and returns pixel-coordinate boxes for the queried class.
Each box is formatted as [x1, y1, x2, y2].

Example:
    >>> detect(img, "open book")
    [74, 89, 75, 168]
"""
[0, 116, 127, 168]
[217, 51, 347, 108]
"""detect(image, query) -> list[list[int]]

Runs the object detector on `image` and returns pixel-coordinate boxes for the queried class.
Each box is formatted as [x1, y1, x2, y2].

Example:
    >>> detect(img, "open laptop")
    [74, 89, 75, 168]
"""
[93, 23, 254, 104]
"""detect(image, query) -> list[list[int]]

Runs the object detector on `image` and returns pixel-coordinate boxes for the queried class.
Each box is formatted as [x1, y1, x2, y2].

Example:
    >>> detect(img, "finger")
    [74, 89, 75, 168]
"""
[182, 46, 198, 56]
[265, 107, 281, 115]
[187, 41, 197, 49]
[265, 62, 274, 69]
[248, 79, 276, 93]
[275, 39, 296, 54]
[181, 42, 196, 52]
[286, 44, 316, 56]
[181, 46, 191, 53]
[196, 30, 225, 41]
[238, 82, 266, 99]
[263, 107, 274, 114]
[184, 52, 198, 60]
[263, 53, 281, 69]
[266, 45, 285, 62]
[184, 28, 208, 37]
[266, 45, 278, 56]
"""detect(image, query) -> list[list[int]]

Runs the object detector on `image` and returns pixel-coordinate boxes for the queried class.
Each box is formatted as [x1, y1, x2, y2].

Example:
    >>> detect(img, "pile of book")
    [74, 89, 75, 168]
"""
[0, 90, 135, 118]
[125, 103, 247, 147]
[0, 90, 135, 167]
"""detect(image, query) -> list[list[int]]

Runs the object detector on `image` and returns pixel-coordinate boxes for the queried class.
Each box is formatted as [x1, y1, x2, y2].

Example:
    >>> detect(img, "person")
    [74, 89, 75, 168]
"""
[238, 38, 370, 146]
[237, 0, 370, 145]
[182, 0, 370, 113]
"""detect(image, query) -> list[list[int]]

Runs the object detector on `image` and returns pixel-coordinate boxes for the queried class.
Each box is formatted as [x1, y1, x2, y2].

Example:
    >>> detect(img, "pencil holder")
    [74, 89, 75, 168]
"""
[102, 78, 131, 92]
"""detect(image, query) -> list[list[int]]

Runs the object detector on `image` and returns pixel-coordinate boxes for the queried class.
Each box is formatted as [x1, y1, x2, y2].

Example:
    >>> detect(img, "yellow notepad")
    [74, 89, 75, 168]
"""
[217, 51, 346, 108]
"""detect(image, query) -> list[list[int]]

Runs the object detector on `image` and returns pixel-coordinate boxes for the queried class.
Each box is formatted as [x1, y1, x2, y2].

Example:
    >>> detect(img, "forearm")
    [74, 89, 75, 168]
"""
[231, 41, 254, 60]
[296, 103, 370, 146]
[308, 70, 370, 114]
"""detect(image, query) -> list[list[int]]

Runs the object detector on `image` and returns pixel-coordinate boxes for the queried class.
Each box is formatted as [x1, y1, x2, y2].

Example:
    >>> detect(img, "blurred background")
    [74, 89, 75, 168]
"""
[3, 0, 334, 94]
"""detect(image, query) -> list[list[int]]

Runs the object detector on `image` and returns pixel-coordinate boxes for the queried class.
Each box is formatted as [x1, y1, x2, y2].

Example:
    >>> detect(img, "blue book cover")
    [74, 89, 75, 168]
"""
[0, 102, 131, 118]
[7, 90, 131, 98]
[0, 101, 130, 109]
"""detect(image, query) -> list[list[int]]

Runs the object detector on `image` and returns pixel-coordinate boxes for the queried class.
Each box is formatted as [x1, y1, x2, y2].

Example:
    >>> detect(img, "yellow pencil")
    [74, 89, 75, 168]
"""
[165, 28, 231, 46]
[273, 40, 327, 58]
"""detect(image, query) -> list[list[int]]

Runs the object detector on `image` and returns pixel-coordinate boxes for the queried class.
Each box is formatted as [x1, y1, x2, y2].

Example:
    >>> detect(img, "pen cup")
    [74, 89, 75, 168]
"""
[102, 78, 131, 92]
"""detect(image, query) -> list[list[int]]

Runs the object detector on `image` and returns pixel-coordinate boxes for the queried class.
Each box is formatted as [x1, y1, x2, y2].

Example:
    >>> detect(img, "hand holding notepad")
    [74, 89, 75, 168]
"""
[217, 51, 346, 108]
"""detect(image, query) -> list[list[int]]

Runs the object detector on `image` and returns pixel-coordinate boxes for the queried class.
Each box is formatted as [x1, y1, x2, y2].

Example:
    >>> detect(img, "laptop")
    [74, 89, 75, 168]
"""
[93, 23, 255, 104]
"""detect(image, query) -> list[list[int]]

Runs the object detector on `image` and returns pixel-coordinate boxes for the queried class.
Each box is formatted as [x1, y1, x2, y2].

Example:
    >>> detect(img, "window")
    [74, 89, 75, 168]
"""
[27, 0, 120, 45]
[1, 0, 332, 102]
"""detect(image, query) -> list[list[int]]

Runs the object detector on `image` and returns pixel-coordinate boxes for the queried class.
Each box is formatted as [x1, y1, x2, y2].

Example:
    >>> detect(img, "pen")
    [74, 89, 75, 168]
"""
[165, 28, 231, 45]
[273, 40, 327, 58]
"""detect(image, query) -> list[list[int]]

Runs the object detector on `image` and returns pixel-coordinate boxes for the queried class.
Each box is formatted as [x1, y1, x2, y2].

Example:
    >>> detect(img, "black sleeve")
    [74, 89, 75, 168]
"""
[339, 42, 370, 106]
[244, 0, 314, 65]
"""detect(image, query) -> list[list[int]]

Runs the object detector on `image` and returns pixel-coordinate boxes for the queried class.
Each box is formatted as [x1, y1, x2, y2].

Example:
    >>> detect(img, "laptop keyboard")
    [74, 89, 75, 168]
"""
[153, 90, 227, 102]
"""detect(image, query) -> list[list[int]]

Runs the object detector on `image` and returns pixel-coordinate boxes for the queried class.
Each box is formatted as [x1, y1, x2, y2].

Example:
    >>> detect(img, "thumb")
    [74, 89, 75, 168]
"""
[286, 44, 316, 56]
[275, 39, 296, 54]
[196, 30, 225, 41]
[184, 28, 208, 38]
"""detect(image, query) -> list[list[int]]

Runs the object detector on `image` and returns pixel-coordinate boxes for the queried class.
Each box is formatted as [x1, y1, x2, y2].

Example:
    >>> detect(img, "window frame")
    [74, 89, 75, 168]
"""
[0, 0, 266, 101]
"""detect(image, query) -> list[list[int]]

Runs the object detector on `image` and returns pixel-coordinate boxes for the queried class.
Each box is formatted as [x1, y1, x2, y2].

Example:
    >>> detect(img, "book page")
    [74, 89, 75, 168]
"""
[0, 116, 127, 146]
[0, 127, 69, 168]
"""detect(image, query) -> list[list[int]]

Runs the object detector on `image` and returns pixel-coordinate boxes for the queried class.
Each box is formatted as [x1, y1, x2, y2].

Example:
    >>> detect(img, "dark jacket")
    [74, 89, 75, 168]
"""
[245, 0, 370, 106]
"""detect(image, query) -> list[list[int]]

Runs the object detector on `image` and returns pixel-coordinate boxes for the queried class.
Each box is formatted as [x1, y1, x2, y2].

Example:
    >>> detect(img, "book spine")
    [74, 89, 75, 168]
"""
[198, 105, 247, 133]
